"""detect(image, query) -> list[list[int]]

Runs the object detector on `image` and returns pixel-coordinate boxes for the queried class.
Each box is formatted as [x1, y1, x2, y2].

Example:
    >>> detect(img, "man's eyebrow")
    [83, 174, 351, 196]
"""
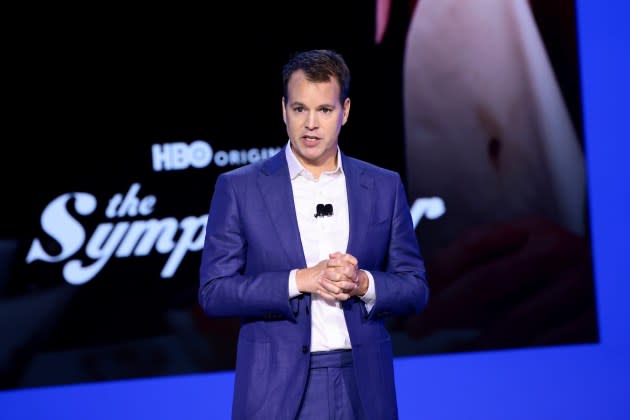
[288, 101, 336, 109]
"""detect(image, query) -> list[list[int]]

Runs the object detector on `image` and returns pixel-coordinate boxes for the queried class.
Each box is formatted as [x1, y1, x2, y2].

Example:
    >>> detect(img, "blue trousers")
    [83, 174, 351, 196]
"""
[296, 350, 365, 420]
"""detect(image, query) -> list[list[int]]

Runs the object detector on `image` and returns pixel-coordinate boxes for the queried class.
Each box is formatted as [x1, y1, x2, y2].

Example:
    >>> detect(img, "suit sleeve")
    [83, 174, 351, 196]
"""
[198, 173, 296, 320]
[367, 174, 429, 319]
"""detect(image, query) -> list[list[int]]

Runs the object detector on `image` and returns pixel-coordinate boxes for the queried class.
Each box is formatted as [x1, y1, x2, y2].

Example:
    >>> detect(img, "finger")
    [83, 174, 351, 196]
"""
[351, 268, 359, 283]
[326, 258, 353, 270]
[337, 281, 358, 292]
[333, 292, 352, 301]
[327, 260, 358, 279]
[316, 288, 339, 303]
[339, 254, 359, 266]
[318, 278, 338, 294]
[318, 277, 347, 295]
[339, 253, 358, 267]
[323, 268, 344, 282]
[342, 267, 357, 283]
[329, 252, 344, 260]
[329, 252, 358, 267]
[328, 263, 354, 278]
[316, 285, 352, 302]
[321, 272, 358, 293]
[327, 258, 344, 268]
[324, 267, 358, 285]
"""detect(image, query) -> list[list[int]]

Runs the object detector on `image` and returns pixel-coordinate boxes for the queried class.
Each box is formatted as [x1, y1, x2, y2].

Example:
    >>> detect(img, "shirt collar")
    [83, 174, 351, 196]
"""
[285, 140, 344, 180]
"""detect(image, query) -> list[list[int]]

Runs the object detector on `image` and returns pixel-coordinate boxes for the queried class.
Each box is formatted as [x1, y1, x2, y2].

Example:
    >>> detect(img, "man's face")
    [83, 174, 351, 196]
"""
[283, 69, 350, 176]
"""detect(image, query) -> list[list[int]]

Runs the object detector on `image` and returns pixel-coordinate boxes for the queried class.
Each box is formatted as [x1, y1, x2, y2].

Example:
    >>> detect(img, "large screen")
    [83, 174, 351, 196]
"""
[1, 0, 628, 418]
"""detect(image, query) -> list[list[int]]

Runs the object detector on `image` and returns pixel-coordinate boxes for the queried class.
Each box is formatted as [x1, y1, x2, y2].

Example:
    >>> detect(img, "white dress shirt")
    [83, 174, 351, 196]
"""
[285, 142, 376, 352]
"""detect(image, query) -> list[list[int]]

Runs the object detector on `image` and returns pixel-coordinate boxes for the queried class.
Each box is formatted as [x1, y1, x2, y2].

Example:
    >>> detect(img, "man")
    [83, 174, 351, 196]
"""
[199, 49, 428, 419]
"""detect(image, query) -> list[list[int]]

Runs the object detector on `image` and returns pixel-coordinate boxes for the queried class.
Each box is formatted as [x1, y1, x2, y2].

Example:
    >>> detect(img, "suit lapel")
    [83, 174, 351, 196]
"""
[258, 149, 307, 269]
[343, 154, 373, 257]
[256, 151, 373, 286]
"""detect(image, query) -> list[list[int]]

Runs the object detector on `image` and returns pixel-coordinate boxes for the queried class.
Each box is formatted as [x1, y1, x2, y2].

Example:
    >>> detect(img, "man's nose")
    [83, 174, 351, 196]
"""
[305, 111, 318, 130]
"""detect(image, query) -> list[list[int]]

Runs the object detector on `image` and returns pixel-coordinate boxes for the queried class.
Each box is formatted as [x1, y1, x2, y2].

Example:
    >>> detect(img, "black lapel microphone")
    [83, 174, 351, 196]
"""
[314, 203, 334, 218]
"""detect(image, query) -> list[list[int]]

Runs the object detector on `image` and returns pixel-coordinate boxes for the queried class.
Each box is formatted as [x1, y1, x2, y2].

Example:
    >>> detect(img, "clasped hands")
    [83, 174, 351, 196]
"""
[296, 252, 368, 302]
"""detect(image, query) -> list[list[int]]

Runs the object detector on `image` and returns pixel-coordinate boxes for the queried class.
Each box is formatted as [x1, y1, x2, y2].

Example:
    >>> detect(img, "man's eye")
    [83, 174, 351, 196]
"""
[321, 108, 332, 114]
[294, 106, 304, 112]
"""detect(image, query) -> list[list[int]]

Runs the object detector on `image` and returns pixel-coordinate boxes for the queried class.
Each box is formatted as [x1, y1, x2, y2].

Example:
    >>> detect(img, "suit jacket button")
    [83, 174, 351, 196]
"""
[302, 345, 308, 354]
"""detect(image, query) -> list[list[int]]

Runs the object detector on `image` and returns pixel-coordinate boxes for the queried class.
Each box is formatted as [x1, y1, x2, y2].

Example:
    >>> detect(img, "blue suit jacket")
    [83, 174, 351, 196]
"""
[199, 147, 428, 419]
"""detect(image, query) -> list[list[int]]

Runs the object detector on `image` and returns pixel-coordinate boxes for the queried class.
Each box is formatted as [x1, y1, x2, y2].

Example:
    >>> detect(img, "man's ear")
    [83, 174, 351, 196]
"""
[282, 97, 287, 124]
[342, 97, 351, 125]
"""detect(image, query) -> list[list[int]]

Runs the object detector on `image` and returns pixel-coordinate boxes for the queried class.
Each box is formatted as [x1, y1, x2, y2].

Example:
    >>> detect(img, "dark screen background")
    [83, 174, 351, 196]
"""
[0, 1, 597, 390]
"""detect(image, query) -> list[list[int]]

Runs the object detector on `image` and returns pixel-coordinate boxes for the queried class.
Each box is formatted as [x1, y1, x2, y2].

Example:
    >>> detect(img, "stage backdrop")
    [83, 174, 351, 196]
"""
[1, 0, 602, 400]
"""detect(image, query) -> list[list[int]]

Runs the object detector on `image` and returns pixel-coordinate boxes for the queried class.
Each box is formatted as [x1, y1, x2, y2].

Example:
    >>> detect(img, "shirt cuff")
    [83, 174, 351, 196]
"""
[359, 269, 376, 313]
[288, 269, 302, 298]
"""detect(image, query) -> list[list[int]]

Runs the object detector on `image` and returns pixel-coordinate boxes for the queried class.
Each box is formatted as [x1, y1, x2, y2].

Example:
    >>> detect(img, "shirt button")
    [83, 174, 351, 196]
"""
[302, 345, 309, 354]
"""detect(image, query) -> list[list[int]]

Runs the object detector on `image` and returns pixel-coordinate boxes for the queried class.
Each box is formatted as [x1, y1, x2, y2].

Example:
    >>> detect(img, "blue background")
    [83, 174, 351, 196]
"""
[2, 1, 628, 418]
